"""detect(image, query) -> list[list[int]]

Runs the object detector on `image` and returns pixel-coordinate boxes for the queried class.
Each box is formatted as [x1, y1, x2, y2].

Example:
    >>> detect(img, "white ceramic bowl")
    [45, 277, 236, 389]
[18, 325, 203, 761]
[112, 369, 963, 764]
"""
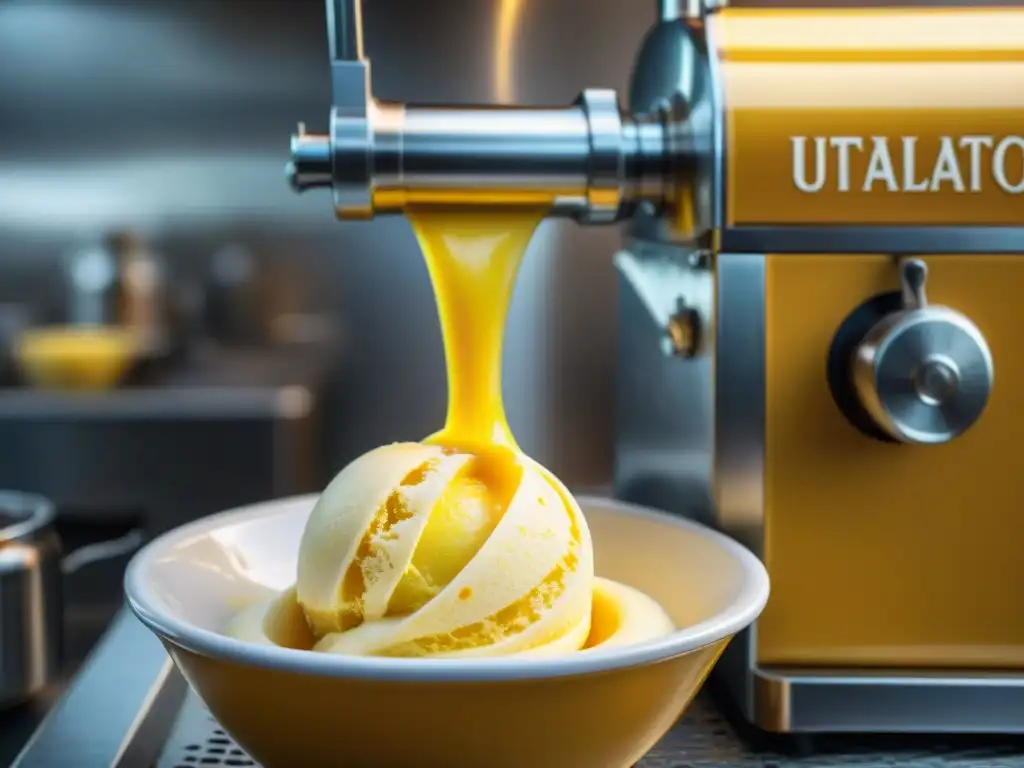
[126, 494, 768, 768]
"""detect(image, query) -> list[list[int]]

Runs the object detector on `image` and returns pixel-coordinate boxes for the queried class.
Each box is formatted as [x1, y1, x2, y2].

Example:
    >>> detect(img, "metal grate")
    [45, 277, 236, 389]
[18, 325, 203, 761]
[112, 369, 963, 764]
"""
[158, 694, 256, 768]
[156, 690, 1024, 768]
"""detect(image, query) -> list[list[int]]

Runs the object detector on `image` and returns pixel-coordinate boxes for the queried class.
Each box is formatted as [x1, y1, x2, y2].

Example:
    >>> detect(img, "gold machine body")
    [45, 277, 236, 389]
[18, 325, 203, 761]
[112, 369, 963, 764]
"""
[615, 6, 1024, 733]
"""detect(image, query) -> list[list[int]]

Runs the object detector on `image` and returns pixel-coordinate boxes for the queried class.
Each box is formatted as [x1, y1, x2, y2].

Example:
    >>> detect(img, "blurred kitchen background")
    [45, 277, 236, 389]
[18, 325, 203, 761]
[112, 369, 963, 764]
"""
[2, 0, 1009, 529]
[0, 0, 660, 539]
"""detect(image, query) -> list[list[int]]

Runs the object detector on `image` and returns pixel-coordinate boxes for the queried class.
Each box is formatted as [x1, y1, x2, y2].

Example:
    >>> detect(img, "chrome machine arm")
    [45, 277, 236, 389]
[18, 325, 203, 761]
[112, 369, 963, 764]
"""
[285, 0, 717, 234]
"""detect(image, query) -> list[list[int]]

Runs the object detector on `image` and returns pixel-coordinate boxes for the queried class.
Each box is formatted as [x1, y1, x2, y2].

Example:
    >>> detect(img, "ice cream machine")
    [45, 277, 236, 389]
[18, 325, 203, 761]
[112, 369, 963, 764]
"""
[289, 0, 1024, 734]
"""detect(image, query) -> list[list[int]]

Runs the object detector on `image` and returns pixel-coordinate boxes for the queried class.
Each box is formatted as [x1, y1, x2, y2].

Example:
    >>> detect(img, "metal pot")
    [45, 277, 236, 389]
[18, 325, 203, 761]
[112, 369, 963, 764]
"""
[0, 492, 142, 709]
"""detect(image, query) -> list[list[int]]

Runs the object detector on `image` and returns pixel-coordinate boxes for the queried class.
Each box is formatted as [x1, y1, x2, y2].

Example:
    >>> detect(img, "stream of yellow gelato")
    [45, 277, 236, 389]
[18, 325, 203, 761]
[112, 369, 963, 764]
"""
[227, 208, 673, 657]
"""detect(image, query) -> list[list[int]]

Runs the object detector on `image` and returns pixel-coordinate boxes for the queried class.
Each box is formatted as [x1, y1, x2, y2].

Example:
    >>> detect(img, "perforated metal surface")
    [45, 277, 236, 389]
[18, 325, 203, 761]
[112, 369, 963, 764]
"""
[158, 696, 255, 768]
[156, 691, 1024, 768]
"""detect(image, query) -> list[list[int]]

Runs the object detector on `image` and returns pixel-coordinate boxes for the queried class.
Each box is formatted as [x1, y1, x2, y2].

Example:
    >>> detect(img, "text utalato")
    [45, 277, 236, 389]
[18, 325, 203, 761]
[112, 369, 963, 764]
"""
[791, 136, 1024, 195]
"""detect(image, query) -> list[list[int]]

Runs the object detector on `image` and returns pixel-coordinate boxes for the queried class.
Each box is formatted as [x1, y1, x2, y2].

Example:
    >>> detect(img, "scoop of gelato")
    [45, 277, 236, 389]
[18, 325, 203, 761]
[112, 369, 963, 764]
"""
[295, 442, 594, 658]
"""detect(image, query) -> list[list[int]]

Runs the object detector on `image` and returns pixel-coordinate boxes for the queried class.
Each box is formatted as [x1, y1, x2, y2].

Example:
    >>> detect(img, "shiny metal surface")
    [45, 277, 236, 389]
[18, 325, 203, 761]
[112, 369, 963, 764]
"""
[295, 92, 668, 222]
[613, 246, 713, 360]
[0, 492, 145, 713]
[290, 0, 692, 225]
[721, 226, 1024, 254]
[659, 0, 684, 20]
[612, 241, 715, 527]
[627, 14, 716, 242]
[12, 611, 187, 768]
[294, 96, 673, 223]
[327, 0, 363, 62]
[853, 259, 993, 445]
[751, 666, 1024, 734]
[712, 254, 766, 559]
[293, 0, 374, 216]
[613, 250, 765, 724]
[706, 254, 764, 728]
[0, 493, 62, 710]
[707, 15, 726, 232]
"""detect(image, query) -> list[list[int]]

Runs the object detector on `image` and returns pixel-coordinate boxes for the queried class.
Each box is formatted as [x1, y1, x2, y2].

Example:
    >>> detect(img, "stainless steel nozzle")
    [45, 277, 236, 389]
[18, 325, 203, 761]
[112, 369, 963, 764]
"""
[288, 91, 671, 224]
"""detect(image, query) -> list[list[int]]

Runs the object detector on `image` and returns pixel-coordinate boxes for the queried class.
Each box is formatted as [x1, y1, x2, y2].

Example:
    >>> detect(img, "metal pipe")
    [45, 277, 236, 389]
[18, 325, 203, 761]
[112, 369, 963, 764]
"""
[289, 90, 673, 223]
[369, 102, 593, 214]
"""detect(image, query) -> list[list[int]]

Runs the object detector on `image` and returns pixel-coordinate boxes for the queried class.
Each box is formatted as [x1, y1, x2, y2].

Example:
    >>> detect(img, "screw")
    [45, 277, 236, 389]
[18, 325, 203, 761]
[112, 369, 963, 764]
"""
[662, 306, 701, 358]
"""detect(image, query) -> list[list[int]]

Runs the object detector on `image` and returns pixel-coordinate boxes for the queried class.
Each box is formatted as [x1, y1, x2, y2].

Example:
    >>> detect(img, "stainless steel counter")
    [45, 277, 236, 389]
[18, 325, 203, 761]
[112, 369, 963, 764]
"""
[12, 607, 1024, 768]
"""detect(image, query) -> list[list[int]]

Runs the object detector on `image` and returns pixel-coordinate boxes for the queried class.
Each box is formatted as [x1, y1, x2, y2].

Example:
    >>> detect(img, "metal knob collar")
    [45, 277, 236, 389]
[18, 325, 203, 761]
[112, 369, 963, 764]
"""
[852, 259, 993, 445]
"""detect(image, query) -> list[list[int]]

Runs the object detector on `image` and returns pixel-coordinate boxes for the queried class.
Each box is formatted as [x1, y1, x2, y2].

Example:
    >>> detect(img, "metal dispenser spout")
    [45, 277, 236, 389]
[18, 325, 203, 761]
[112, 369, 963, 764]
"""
[287, 0, 710, 229]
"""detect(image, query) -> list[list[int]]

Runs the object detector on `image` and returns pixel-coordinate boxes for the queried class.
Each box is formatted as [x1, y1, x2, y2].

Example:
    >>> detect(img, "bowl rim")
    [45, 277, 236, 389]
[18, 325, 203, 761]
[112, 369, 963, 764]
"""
[125, 494, 769, 682]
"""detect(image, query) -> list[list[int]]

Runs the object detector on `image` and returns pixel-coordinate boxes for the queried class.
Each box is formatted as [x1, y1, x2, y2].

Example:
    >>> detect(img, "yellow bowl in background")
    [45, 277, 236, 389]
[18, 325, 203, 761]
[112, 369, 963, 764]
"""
[125, 495, 769, 768]
[15, 325, 137, 390]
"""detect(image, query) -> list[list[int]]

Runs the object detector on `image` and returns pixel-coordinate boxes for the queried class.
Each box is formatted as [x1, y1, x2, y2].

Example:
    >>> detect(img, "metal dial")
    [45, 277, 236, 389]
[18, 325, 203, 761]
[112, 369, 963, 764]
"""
[851, 259, 994, 445]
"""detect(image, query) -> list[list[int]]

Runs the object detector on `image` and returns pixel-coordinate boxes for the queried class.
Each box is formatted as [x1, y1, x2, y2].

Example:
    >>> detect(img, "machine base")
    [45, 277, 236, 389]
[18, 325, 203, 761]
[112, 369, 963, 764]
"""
[738, 663, 1024, 734]
[716, 627, 1024, 735]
